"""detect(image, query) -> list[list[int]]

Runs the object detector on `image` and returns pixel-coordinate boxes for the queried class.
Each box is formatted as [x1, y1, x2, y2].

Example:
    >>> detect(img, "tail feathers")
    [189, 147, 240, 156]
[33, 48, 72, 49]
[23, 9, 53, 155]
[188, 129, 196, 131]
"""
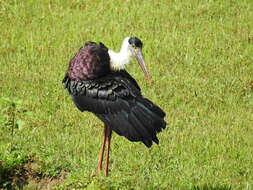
[97, 98, 166, 147]
[139, 98, 166, 118]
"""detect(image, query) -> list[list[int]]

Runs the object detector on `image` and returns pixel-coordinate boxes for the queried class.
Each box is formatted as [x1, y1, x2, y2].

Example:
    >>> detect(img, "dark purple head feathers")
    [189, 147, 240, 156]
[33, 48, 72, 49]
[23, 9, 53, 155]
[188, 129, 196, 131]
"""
[67, 42, 111, 80]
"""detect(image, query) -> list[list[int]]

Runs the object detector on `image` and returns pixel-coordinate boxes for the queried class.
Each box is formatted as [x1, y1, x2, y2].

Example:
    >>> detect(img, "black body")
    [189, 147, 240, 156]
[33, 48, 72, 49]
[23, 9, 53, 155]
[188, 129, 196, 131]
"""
[63, 41, 166, 147]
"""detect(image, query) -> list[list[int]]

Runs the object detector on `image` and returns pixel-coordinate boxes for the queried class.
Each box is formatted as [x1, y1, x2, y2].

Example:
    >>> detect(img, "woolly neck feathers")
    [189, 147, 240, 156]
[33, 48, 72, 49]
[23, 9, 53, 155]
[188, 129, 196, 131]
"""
[108, 37, 132, 71]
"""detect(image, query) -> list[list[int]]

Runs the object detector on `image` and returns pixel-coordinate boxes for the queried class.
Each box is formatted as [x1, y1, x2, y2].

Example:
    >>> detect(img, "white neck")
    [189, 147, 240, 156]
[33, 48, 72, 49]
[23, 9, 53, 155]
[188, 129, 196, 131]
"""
[108, 37, 132, 71]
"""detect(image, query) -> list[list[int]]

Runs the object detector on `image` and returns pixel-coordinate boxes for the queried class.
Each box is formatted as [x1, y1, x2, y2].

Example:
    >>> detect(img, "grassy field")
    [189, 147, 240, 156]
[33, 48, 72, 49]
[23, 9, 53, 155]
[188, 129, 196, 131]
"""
[0, 0, 253, 189]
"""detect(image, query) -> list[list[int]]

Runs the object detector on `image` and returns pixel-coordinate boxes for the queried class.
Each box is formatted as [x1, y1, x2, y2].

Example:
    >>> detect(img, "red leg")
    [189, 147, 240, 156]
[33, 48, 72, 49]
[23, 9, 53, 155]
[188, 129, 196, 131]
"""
[104, 126, 112, 176]
[97, 126, 107, 174]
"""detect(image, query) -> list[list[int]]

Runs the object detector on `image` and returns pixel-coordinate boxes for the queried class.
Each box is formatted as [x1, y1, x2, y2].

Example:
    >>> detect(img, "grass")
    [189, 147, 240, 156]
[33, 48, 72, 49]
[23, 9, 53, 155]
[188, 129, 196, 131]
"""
[0, 0, 253, 189]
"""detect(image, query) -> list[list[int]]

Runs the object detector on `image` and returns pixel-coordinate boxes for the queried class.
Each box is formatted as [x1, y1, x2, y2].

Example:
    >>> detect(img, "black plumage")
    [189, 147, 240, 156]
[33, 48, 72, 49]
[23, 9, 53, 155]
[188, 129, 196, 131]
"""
[63, 70, 166, 147]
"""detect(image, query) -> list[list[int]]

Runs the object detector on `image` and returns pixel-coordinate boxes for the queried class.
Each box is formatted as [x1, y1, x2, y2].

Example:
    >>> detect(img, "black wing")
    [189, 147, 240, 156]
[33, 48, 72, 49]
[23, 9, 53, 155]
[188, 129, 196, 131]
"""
[63, 71, 166, 147]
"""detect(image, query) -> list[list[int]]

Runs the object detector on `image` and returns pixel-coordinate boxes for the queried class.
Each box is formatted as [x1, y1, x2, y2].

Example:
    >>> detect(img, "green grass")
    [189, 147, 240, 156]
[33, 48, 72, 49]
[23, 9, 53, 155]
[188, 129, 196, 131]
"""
[0, 0, 253, 189]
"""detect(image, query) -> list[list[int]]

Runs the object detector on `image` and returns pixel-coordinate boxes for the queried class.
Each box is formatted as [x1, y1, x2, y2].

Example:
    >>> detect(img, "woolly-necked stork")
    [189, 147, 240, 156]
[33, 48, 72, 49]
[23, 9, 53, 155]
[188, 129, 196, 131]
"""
[63, 37, 166, 176]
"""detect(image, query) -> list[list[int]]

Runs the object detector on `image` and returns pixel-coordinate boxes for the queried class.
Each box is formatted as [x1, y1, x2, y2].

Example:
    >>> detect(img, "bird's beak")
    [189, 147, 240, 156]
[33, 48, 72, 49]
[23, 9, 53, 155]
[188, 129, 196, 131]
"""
[134, 48, 152, 84]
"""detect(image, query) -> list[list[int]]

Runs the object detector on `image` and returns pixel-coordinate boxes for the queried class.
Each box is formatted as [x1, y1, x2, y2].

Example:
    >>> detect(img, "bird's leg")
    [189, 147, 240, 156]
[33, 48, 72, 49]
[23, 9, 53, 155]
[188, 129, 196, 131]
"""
[97, 125, 107, 175]
[104, 126, 112, 176]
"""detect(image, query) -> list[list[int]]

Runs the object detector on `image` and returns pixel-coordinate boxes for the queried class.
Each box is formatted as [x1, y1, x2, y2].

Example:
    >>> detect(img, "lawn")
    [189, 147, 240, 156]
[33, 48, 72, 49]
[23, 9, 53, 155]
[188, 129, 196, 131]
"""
[0, 0, 252, 189]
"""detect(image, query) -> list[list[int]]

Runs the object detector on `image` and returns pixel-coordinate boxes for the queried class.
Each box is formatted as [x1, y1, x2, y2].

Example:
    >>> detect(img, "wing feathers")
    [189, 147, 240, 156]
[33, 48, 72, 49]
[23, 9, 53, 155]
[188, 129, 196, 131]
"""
[96, 96, 166, 148]
[63, 71, 166, 147]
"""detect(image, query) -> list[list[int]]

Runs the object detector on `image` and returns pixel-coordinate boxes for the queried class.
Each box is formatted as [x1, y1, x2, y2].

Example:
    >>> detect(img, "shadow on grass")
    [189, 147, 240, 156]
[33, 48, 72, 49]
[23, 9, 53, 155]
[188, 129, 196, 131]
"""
[0, 158, 66, 190]
[192, 184, 232, 190]
[0, 160, 29, 190]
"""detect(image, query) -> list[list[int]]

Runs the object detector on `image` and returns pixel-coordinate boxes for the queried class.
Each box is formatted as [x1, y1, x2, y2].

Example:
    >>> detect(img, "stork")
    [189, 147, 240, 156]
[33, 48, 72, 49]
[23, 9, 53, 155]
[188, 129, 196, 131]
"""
[63, 37, 166, 176]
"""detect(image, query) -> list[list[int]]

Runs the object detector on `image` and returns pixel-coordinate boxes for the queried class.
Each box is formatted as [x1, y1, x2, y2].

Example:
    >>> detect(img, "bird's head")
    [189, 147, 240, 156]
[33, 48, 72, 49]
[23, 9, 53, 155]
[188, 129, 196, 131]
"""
[127, 37, 152, 84]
